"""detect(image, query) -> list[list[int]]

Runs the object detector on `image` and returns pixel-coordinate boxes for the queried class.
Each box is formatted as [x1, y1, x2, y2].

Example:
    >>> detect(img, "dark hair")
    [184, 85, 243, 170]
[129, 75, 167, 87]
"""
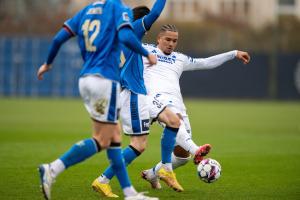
[132, 6, 150, 21]
[160, 24, 178, 33]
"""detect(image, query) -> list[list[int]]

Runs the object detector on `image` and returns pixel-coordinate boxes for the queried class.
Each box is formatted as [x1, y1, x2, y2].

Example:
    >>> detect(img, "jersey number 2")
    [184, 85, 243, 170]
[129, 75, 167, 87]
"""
[82, 19, 100, 52]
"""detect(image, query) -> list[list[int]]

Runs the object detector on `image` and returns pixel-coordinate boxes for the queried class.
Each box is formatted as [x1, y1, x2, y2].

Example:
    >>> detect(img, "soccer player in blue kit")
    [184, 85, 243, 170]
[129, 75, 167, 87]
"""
[91, 0, 188, 197]
[37, 1, 158, 200]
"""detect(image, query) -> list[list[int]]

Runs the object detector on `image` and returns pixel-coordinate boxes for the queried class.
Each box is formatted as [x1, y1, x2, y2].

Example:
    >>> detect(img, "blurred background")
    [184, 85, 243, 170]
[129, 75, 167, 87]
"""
[0, 0, 300, 99]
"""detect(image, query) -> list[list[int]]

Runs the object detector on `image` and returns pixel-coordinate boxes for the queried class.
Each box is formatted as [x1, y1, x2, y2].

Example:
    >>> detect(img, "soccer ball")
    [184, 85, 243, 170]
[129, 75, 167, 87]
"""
[197, 158, 221, 183]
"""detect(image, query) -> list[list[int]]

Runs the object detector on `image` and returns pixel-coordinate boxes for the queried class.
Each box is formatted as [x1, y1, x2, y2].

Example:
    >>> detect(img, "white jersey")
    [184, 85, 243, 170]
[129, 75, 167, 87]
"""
[143, 44, 237, 112]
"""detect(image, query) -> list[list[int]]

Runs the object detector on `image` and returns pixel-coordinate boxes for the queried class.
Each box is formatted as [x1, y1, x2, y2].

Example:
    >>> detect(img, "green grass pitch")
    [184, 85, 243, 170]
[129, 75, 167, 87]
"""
[0, 98, 300, 200]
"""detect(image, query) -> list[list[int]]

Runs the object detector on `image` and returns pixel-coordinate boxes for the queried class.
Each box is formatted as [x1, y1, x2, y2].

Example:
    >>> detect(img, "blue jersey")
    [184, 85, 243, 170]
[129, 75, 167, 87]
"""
[64, 0, 132, 81]
[120, 0, 166, 95]
[120, 18, 147, 95]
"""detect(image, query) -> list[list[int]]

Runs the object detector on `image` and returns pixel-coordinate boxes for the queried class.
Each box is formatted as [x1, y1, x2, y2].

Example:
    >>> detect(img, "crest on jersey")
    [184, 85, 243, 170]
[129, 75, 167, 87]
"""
[122, 12, 130, 22]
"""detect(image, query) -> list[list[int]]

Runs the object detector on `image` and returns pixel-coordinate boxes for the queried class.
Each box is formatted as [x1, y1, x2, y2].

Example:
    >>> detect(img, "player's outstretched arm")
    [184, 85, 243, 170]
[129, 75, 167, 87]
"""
[183, 50, 251, 71]
[143, 0, 166, 30]
[37, 28, 73, 80]
[236, 50, 251, 64]
[118, 26, 157, 65]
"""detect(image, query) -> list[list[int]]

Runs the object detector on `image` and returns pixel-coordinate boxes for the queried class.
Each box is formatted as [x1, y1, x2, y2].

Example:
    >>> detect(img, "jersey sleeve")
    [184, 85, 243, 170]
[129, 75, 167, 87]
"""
[114, 4, 133, 31]
[118, 27, 149, 57]
[182, 50, 238, 71]
[63, 8, 86, 36]
[46, 28, 73, 64]
[143, 0, 166, 30]
[132, 19, 146, 40]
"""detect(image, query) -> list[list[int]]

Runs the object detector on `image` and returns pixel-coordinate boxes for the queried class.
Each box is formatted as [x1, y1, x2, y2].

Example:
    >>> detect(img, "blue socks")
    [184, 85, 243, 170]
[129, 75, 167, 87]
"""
[59, 139, 132, 189]
[60, 138, 100, 168]
[103, 145, 141, 180]
[107, 143, 132, 189]
[161, 126, 178, 164]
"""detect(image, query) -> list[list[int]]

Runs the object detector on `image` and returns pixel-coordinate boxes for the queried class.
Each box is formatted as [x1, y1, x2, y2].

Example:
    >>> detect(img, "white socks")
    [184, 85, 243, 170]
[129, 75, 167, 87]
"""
[176, 120, 199, 155]
[98, 174, 110, 184]
[152, 153, 190, 176]
[98, 175, 137, 197]
[171, 153, 190, 169]
[49, 159, 65, 178]
[123, 186, 138, 197]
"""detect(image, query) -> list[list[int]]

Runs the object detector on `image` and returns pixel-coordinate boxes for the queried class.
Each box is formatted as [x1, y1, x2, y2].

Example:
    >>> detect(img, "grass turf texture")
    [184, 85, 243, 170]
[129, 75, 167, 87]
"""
[0, 98, 299, 200]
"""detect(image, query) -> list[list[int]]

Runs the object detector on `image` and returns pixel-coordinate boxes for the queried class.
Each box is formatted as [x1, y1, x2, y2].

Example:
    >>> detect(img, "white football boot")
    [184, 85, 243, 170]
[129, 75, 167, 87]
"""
[141, 169, 162, 189]
[38, 164, 55, 200]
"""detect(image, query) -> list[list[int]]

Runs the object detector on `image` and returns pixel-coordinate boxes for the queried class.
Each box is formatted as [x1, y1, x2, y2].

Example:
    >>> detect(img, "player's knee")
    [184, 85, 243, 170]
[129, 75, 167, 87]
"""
[130, 138, 147, 153]
[167, 115, 181, 128]
[93, 137, 111, 149]
[136, 146, 146, 153]
[131, 142, 147, 153]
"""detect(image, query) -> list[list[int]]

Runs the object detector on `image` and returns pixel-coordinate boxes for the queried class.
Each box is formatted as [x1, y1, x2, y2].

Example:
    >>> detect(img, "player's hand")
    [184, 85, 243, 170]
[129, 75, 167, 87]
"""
[37, 63, 52, 80]
[147, 54, 157, 66]
[236, 51, 250, 64]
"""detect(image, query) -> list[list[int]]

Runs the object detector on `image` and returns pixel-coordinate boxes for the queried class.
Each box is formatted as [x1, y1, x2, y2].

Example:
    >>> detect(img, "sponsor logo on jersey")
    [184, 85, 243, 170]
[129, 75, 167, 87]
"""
[87, 7, 102, 15]
[157, 54, 176, 64]
[141, 119, 150, 132]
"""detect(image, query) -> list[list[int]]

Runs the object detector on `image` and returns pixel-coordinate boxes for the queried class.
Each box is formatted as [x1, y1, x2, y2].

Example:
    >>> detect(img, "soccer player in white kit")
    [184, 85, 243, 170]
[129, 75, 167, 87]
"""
[141, 24, 251, 189]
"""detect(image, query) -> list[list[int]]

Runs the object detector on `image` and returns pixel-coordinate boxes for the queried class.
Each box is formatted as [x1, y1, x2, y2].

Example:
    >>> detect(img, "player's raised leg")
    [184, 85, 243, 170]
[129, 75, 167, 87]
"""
[142, 117, 211, 191]
[174, 118, 211, 164]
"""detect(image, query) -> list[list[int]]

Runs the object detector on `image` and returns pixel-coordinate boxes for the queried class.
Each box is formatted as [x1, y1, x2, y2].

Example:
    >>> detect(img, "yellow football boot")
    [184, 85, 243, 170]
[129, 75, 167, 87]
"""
[91, 179, 119, 198]
[157, 168, 184, 192]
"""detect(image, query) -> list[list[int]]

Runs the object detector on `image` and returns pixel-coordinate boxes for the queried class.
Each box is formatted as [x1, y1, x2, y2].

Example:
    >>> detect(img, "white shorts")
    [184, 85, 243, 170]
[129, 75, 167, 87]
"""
[120, 89, 150, 135]
[79, 75, 120, 123]
[148, 93, 169, 120]
[149, 93, 192, 145]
